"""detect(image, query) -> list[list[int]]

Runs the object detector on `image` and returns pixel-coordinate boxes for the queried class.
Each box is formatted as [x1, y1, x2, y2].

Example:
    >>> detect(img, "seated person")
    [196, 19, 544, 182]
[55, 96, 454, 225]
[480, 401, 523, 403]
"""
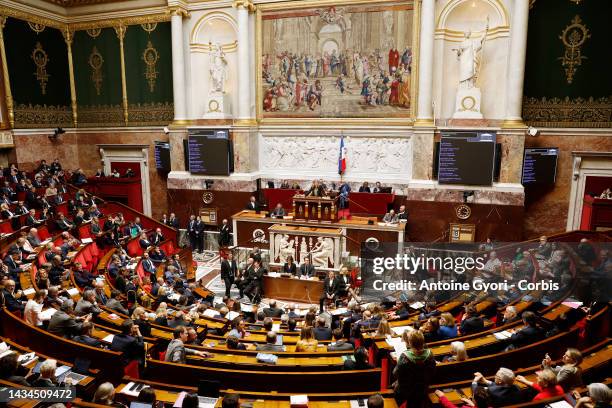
[73, 262, 95, 288]
[56, 212, 74, 231]
[271, 203, 285, 217]
[460, 305, 484, 335]
[138, 232, 152, 250]
[73, 321, 103, 348]
[0, 352, 30, 386]
[263, 300, 284, 318]
[31, 359, 58, 387]
[255, 331, 284, 352]
[141, 252, 156, 276]
[508, 311, 544, 349]
[75, 289, 102, 316]
[472, 368, 522, 407]
[358, 182, 371, 193]
[47, 300, 91, 338]
[382, 209, 399, 224]
[516, 369, 565, 401]
[110, 319, 145, 366]
[299, 257, 315, 277]
[327, 328, 354, 351]
[372, 181, 383, 193]
[396, 205, 408, 221]
[343, 347, 373, 370]
[282, 255, 297, 275]
[151, 228, 165, 246]
[295, 326, 318, 352]
[149, 247, 167, 264]
[226, 335, 247, 351]
[313, 316, 332, 341]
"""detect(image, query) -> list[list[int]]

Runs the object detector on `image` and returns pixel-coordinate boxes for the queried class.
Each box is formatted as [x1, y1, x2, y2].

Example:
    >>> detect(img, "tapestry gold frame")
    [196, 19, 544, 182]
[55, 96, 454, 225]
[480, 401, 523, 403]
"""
[255, 0, 419, 126]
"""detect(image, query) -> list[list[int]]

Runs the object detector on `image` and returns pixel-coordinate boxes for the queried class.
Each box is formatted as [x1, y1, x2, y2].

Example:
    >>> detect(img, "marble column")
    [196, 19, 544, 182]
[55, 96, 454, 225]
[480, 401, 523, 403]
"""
[415, 0, 435, 125]
[503, 0, 529, 128]
[169, 129, 188, 172]
[234, 0, 254, 120]
[171, 8, 188, 122]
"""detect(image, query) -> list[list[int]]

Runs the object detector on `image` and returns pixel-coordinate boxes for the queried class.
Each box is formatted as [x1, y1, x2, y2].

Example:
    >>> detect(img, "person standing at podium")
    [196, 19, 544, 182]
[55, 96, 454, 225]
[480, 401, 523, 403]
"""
[220, 252, 238, 298]
[299, 257, 316, 278]
[306, 180, 324, 197]
[245, 195, 260, 211]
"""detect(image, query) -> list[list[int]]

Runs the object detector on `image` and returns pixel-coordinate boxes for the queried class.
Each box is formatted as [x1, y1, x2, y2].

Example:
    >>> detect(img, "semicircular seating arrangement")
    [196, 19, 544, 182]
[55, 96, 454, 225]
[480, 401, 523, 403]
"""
[0, 166, 609, 408]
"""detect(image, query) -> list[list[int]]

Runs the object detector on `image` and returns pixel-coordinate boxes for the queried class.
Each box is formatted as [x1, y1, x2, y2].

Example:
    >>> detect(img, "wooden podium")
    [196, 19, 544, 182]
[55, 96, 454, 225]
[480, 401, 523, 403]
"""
[292, 195, 337, 223]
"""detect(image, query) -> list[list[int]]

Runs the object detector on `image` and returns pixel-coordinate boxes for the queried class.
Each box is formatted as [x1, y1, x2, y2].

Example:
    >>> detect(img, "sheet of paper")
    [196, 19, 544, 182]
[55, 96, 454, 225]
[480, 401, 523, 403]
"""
[39, 308, 57, 321]
[102, 334, 115, 343]
[391, 326, 413, 336]
[226, 311, 240, 321]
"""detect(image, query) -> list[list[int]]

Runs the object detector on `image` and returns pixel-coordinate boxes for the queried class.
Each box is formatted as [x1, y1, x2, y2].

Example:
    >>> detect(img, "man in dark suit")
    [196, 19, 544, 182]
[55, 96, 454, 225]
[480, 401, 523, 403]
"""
[220, 252, 238, 297]
[169, 254, 184, 277]
[460, 305, 484, 335]
[472, 368, 522, 407]
[263, 299, 283, 318]
[306, 180, 324, 197]
[313, 316, 332, 340]
[48, 300, 91, 338]
[245, 195, 260, 211]
[218, 219, 231, 247]
[94, 281, 108, 305]
[25, 187, 38, 209]
[299, 257, 316, 278]
[141, 252, 156, 276]
[27, 228, 42, 247]
[25, 209, 41, 227]
[244, 259, 266, 303]
[110, 319, 145, 366]
[396, 204, 408, 221]
[271, 203, 285, 217]
[73, 322, 103, 348]
[327, 329, 354, 351]
[139, 232, 152, 250]
[15, 201, 29, 216]
[507, 311, 543, 349]
[358, 182, 371, 193]
[4, 252, 22, 283]
[151, 228, 165, 246]
[56, 213, 74, 231]
[2, 279, 25, 312]
[319, 271, 339, 313]
[73, 262, 95, 288]
[187, 215, 198, 253]
[168, 213, 179, 229]
[255, 331, 284, 352]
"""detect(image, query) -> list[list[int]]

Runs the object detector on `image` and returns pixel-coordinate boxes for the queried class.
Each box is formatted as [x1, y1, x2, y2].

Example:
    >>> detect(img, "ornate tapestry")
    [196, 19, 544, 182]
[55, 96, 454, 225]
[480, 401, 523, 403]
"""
[260, 1, 414, 119]
[523, 0, 612, 127]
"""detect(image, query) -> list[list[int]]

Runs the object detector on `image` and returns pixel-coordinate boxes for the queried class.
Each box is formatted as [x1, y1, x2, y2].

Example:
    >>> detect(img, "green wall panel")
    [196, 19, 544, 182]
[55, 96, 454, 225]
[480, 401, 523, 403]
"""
[523, 0, 612, 127]
[4, 18, 71, 127]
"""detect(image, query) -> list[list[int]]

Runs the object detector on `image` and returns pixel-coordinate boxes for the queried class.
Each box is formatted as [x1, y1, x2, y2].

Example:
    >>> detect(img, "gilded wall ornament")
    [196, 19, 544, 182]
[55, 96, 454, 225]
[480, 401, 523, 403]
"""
[140, 22, 157, 33]
[558, 15, 590, 84]
[27, 22, 46, 34]
[88, 46, 104, 95]
[31, 42, 50, 95]
[522, 96, 611, 128]
[86, 28, 101, 38]
[569, 0, 583, 4]
[142, 40, 159, 92]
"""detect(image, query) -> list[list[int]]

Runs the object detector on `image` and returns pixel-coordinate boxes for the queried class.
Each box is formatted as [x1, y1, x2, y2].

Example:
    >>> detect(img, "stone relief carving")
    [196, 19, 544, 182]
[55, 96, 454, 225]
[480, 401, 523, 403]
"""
[260, 135, 411, 174]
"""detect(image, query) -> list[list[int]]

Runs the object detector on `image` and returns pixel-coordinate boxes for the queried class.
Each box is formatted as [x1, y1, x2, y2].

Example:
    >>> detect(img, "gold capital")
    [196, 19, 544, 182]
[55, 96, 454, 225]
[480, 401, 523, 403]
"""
[169, 7, 190, 18]
[233, 0, 256, 12]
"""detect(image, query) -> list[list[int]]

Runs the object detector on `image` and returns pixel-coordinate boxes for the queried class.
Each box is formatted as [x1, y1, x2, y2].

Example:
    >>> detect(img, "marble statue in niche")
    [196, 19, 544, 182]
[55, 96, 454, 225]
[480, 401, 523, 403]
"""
[451, 19, 489, 119]
[209, 42, 228, 94]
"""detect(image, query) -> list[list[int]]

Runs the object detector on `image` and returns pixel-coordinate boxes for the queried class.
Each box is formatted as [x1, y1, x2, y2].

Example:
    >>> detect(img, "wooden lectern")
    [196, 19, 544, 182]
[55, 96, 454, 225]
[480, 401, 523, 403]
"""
[292, 195, 337, 223]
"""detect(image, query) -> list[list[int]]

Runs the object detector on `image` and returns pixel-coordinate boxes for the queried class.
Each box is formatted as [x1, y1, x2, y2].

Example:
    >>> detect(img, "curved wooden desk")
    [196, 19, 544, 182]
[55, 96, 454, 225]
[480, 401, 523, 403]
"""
[263, 275, 323, 303]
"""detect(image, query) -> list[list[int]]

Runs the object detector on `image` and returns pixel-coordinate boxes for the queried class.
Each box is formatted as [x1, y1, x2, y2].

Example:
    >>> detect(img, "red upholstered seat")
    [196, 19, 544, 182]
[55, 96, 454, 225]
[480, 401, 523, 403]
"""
[127, 238, 143, 257]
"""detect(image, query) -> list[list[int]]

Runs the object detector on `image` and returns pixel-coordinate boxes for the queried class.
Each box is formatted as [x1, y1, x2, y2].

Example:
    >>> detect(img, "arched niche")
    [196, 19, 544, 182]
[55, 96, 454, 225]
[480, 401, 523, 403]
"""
[188, 11, 239, 118]
[433, 0, 510, 121]
[190, 11, 238, 47]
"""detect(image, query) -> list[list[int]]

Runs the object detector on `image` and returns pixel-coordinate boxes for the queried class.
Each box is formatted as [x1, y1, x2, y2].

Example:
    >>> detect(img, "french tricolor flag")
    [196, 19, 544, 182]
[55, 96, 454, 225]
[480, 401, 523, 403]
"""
[338, 134, 347, 175]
